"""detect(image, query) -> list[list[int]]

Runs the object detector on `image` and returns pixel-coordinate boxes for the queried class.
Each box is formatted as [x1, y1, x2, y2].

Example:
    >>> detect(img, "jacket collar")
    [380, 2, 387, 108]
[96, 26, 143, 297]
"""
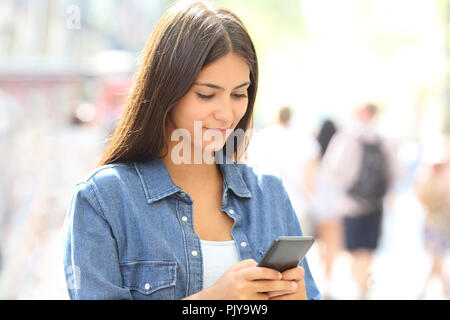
[134, 156, 252, 204]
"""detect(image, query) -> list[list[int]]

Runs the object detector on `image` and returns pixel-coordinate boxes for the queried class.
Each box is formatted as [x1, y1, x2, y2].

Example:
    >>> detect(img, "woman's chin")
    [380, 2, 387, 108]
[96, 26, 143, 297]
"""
[202, 143, 225, 154]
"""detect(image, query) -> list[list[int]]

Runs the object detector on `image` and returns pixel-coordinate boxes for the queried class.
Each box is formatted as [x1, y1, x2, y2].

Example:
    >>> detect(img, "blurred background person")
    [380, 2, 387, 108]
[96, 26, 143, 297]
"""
[310, 118, 342, 299]
[245, 105, 320, 236]
[320, 103, 398, 299]
[415, 135, 450, 299]
[317, 119, 338, 159]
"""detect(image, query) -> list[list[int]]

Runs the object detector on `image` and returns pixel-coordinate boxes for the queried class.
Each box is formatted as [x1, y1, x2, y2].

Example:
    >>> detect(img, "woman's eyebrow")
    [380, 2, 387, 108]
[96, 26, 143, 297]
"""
[193, 81, 251, 90]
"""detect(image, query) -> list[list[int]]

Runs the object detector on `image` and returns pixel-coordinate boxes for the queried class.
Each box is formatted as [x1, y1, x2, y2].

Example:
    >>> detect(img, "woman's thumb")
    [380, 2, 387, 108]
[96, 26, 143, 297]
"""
[229, 259, 257, 271]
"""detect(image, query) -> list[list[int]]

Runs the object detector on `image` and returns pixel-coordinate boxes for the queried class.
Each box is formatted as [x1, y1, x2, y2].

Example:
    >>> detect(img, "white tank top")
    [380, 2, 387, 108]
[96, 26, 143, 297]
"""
[200, 239, 240, 289]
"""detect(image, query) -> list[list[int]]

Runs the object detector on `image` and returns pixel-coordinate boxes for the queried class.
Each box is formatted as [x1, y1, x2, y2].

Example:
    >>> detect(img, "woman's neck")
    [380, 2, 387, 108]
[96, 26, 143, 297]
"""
[160, 143, 222, 189]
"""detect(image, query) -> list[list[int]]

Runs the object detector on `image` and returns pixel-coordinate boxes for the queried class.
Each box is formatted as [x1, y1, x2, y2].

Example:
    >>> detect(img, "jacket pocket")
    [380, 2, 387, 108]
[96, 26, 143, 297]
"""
[120, 260, 177, 299]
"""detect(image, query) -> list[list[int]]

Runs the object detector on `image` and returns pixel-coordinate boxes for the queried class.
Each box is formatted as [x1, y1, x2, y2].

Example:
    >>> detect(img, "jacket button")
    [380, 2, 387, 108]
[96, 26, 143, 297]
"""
[240, 242, 247, 247]
[182, 216, 188, 222]
[144, 283, 151, 290]
[229, 209, 235, 214]
[191, 250, 198, 256]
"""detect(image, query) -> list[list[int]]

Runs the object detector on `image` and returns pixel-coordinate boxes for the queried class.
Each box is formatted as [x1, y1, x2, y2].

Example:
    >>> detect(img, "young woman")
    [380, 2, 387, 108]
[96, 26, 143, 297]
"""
[63, 0, 320, 300]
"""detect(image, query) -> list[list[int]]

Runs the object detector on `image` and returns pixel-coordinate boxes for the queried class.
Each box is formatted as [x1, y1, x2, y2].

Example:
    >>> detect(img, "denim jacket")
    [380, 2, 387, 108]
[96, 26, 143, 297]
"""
[62, 156, 321, 300]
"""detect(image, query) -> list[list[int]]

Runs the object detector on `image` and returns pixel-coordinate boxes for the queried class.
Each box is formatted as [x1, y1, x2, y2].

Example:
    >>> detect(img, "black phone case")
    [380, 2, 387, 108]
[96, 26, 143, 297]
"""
[257, 236, 314, 272]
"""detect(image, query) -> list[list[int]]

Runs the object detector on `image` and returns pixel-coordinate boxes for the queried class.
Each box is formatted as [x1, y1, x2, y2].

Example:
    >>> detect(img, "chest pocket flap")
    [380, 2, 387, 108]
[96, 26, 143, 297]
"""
[120, 260, 177, 296]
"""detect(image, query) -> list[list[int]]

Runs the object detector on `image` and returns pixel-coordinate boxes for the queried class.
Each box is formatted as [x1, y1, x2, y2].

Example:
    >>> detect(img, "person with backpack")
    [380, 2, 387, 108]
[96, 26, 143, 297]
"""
[320, 103, 396, 299]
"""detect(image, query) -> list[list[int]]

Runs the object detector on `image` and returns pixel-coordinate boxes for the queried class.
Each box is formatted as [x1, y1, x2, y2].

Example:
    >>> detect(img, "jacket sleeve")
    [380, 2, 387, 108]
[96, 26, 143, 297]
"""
[62, 182, 133, 299]
[279, 178, 322, 300]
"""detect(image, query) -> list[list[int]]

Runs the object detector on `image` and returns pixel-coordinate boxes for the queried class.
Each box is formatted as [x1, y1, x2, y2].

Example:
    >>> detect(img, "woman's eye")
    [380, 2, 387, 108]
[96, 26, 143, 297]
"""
[233, 93, 248, 99]
[196, 93, 248, 100]
[197, 93, 214, 100]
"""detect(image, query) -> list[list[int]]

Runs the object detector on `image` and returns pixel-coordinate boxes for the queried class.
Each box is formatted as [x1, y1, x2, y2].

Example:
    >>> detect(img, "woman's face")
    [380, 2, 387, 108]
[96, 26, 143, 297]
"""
[168, 52, 251, 160]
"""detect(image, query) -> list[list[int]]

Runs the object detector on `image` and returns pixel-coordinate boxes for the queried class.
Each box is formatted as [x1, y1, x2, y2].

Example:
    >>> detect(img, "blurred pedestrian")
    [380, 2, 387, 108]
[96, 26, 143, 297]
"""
[321, 103, 396, 299]
[415, 135, 450, 299]
[311, 118, 342, 299]
[317, 119, 337, 158]
[246, 105, 321, 235]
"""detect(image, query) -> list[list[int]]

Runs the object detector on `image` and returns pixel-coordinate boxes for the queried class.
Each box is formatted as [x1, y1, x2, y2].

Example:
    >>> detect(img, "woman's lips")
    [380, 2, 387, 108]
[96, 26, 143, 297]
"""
[203, 127, 228, 135]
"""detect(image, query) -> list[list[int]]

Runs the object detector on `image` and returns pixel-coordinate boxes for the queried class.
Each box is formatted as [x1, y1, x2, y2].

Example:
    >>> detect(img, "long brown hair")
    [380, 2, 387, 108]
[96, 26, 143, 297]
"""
[97, 0, 258, 167]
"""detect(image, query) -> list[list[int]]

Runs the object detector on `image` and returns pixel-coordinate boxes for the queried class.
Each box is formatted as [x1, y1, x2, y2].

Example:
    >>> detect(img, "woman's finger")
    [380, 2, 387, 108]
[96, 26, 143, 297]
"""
[254, 279, 296, 293]
[229, 259, 258, 271]
[243, 266, 282, 281]
[266, 289, 293, 299]
[281, 266, 305, 281]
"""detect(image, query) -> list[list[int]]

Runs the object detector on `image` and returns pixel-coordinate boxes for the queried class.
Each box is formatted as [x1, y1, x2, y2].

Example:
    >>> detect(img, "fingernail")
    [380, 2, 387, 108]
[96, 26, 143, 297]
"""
[291, 282, 297, 289]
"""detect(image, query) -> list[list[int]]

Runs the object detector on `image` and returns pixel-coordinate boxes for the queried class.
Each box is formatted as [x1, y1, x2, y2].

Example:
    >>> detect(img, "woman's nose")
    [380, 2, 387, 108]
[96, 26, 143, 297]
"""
[213, 98, 234, 124]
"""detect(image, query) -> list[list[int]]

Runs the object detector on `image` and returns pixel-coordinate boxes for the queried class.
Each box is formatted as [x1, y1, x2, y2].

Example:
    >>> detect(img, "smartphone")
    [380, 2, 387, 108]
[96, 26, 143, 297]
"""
[257, 236, 315, 273]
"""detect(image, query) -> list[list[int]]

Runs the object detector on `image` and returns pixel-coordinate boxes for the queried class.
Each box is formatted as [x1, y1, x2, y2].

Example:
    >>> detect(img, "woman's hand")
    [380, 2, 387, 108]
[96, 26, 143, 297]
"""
[267, 266, 307, 300]
[184, 259, 297, 300]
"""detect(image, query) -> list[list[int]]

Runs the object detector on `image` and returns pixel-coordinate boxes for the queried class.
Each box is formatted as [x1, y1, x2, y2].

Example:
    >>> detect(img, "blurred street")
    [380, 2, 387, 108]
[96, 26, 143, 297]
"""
[308, 189, 447, 300]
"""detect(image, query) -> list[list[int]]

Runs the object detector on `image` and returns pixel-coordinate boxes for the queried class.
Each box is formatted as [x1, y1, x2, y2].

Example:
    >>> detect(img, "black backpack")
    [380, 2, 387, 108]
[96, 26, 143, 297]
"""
[347, 138, 389, 204]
